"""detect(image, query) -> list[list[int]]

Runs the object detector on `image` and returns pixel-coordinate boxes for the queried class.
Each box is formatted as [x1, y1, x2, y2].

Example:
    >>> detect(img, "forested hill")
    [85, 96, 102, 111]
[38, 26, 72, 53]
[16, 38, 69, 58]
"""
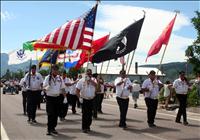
[140, 62, 193, 81]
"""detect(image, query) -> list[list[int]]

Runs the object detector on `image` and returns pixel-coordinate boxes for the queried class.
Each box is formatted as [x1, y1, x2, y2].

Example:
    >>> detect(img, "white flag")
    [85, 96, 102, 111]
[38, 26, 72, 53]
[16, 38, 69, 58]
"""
[8, 49, 44, 65]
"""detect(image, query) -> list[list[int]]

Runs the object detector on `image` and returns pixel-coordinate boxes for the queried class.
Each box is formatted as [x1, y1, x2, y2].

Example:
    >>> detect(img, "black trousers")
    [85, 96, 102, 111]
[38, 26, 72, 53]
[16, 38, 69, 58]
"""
[69, 94, 78, 113]
[97, 93, 104, 112]
[92, 95, 98, 118]
[145, 98, 158, 124]
[22, 91, 28, 114]
[116, 97, 129, 127]
[27, 90, 41, 120]
[46, 96, 60, 131]
[176, 94, 187, 122]
[58, 94, 68, 118]
[82, 98, 93, 130]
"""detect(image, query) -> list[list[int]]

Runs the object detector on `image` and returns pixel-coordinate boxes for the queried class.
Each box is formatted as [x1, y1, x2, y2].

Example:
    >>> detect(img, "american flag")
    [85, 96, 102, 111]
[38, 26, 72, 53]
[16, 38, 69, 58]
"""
[39, 4, 97, 50]
[81, 4, 97, 50]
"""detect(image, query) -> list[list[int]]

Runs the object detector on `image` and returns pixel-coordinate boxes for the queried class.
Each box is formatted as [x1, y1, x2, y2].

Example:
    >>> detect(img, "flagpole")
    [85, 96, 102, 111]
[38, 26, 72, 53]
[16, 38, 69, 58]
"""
[105, 60, 110, 74]
[100, 62, 104, 74]
[35, 50, 39, 68]
[125, 53, 130, 70]
[127, 50, 135, 75]
[63, 50, 66, 69]
[157, 44, 168, 75]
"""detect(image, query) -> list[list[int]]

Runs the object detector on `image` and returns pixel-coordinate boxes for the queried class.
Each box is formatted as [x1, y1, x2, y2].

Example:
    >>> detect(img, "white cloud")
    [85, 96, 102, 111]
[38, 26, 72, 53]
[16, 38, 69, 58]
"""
[1, 11, 15, 21]
[93, 4, 194, 67]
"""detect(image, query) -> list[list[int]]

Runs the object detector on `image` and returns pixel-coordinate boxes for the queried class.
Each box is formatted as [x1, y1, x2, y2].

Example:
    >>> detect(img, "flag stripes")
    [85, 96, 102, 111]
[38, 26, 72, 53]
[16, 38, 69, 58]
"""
[40, 19, 85, 50]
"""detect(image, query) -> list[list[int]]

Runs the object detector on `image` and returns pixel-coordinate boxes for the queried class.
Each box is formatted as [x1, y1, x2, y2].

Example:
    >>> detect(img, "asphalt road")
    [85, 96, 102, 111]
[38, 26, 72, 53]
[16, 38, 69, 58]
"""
[1, 91, 200, 140]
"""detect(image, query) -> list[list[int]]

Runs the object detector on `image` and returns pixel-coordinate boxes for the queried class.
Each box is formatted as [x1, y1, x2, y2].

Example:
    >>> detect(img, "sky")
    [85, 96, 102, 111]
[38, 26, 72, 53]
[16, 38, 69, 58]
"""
[1, 1, 199, 67]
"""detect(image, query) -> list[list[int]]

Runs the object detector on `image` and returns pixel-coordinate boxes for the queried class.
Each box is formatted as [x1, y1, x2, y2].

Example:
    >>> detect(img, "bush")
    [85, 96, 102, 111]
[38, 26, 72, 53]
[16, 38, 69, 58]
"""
[187, 85, 200, 107]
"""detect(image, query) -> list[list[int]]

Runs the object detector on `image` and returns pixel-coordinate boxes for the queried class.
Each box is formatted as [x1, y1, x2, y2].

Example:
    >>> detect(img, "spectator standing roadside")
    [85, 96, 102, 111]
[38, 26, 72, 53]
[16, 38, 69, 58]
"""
[131, 80, 141, 108]
[163, 81, 173, 109]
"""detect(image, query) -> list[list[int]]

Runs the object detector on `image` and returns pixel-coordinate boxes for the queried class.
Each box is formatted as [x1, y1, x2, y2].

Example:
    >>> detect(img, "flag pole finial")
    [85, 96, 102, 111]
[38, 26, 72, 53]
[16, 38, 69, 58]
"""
[174, 10, 180, 14]
[142, 10, 146, 17]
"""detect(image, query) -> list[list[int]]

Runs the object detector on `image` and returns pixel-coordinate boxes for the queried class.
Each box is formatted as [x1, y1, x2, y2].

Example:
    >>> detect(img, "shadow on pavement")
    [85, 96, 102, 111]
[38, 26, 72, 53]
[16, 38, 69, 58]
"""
[94, 118, 119, 122]
[58, 119, 80, 125]
[124, 126, 180, 134]
[127, 118, 144, 123]
[187, 124, 200, 128]
[49, 133, 76, 140]
[98, 123, 118, 128]
[141, 126, 180, 134]
[87, 130, 112, 138]
[99, 112, 113, 116]
[31, 122, 47, 127]
[57, 128, 82, 133]
[156, 117, 173, 121]
[178, 138, 200, 140]
[15, 112, 47, 117]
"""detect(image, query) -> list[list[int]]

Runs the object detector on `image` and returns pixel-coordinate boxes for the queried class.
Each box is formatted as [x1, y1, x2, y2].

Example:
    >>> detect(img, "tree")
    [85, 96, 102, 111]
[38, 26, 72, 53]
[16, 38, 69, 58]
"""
[185, 11, 200, 74]
[4, 69, 11, 80]
[68, 67, 85, 78]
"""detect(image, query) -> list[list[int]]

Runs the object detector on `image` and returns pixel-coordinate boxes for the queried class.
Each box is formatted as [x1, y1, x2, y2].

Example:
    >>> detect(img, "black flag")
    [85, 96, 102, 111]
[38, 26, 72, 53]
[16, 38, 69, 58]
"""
[92, 16, 145, 63]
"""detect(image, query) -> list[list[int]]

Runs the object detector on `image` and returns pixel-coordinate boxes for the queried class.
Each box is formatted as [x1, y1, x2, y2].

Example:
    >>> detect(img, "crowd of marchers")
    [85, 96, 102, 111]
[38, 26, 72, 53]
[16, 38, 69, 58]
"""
[1, 64, 200, 136]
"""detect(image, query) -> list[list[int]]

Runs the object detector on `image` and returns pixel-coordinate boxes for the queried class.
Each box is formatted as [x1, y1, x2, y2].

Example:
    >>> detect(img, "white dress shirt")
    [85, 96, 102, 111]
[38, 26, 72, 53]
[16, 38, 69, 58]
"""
[70, 79, 78, 95]
[76, 77, 96, 99]
[63, 77, 71, 93]
[43, 75, 65, 97]
[24, 72, 43, 91]
[142, 78, 160, 99]
[19, 78, 26, 91]
[115, 77, 132, 98]
[173, 78, 188, 94]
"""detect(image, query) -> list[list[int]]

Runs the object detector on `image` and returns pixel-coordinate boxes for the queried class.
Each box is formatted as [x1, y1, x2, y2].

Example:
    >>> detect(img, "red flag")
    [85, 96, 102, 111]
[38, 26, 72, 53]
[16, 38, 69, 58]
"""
[146, 14, 177, 62]
[75, 34, 109, 69]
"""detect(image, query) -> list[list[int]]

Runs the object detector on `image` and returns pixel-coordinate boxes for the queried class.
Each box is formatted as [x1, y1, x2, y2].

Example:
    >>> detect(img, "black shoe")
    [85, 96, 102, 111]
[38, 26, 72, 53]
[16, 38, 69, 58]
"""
[183, 121, 189, 125]
[27, 119, 31, 123]
[93, 116, 97, 120]
[134, 104, 138, 108]
[148, 123, 156, 127]
[32, 120, 37, 124]
[60, 117, 65, 121]
[82, 129, 88, 133]
[52, 130, 58, 134]
[123, 126, 127, 129]
[46, 131, 52, 135]
[175, 120, 182, 124]
[98, 110, 103, 114]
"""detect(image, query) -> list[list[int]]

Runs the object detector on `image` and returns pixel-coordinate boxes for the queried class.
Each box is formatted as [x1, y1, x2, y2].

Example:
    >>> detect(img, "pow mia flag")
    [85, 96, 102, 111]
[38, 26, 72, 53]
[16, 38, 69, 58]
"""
[92, 16, 145, 63]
